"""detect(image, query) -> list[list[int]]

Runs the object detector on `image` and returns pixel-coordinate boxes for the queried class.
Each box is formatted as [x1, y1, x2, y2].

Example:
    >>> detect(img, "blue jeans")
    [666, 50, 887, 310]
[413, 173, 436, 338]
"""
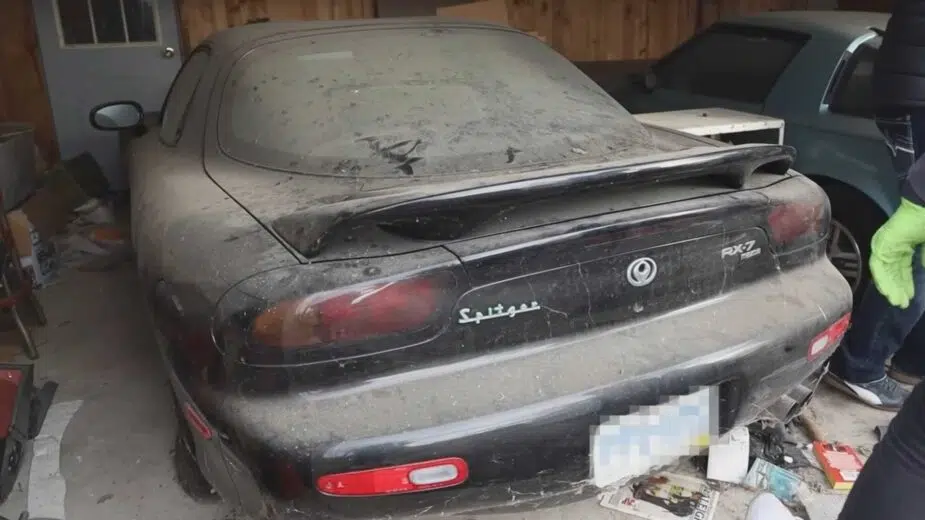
[830, 107, 925, 383]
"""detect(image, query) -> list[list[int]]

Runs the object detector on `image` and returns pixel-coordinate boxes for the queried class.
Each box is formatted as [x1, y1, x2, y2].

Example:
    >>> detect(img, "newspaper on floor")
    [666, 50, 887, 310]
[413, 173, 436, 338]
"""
[599, 472, 720, 520]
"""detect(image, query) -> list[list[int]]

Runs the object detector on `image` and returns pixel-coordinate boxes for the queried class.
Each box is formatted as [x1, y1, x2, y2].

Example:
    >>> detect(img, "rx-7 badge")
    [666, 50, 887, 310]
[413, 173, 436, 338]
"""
[721, 240, 761, 261]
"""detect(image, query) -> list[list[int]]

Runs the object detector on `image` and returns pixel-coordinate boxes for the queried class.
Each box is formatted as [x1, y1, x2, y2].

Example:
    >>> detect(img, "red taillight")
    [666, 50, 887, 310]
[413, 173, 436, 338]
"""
[251, 277, 440, 348]
[768, 202, 825, 246]
[316, 457, 469, 497]
[808, 313, 851, 361]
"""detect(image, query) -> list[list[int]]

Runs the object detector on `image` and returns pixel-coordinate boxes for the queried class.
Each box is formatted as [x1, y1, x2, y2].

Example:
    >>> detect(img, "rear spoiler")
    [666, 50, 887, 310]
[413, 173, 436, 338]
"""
[274, 143, 795, 258]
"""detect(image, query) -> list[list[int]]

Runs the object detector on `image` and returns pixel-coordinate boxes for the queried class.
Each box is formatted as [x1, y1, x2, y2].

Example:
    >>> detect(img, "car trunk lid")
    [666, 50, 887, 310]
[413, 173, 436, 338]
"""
[267, 143, 793, 259]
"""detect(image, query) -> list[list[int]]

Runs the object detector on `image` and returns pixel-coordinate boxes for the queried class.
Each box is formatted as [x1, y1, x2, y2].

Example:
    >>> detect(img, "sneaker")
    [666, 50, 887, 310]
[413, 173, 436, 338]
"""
[824, 372, 910, 411]
[888, 366, 924, 386]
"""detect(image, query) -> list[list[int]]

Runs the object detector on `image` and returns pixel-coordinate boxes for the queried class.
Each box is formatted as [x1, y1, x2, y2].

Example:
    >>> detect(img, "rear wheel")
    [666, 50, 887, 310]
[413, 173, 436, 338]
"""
[819, 182, 886, 305]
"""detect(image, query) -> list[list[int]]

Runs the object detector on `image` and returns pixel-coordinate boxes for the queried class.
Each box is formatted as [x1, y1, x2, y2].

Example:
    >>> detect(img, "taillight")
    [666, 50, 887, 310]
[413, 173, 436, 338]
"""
[808, 313, 851, 361]
[214, 250, 466, 369]
[316, 457, 469, 497]
[251, 277, 440, 349]
[763, 176, 830, 253]
[768, 202, 824, 245]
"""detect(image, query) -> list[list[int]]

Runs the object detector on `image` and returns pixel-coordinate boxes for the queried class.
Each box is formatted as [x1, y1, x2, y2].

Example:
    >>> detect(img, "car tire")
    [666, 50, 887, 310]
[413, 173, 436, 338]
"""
[173, 401, 220, 503]
[819, 182, 886, 305]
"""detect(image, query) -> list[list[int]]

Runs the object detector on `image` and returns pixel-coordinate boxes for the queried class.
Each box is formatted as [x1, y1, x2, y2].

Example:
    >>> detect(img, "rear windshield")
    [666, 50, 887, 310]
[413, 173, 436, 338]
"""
[218, 26, 655, 178]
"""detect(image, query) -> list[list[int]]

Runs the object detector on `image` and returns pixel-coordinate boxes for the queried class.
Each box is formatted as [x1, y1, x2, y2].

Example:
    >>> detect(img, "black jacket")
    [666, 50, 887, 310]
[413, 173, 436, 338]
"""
[874, 0, 925, 109]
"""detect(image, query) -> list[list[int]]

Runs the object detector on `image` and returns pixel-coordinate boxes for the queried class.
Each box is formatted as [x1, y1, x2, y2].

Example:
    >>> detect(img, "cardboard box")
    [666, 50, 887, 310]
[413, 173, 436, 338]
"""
[6, 209, 57, 288]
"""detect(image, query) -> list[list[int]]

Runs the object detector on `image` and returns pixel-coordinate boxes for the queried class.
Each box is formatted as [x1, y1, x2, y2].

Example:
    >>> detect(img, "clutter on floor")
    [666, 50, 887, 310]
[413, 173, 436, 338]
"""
[812, 442, 863, 491]
[4, 146, 129, 289]
[600, 472, 720, 520]
[0, 126, 128, 363]
[599, 380, 874, 520]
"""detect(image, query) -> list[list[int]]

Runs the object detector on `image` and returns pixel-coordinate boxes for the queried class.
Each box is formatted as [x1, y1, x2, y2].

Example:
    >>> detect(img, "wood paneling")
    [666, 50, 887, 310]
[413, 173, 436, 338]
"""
[503, 0, 697, 60]
[504, 0, 809, 61]
[700, 0, 809, 27]
[176, 0, 814, 60]
[838, 0, 890, 11]
[0, 0, 58, 164]
[178, 0, 377, 51]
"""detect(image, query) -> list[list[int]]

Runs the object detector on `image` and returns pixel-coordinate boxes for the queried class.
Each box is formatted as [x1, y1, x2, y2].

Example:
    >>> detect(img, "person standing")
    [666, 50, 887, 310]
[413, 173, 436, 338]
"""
[825, 0, 925, 410]
[835, 148, 925, 520]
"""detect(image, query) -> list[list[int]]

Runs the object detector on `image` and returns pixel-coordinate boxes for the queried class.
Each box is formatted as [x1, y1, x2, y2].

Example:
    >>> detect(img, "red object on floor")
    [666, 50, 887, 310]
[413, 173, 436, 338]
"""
[0, 370, 22, 439]
[813, 441, 864, 491]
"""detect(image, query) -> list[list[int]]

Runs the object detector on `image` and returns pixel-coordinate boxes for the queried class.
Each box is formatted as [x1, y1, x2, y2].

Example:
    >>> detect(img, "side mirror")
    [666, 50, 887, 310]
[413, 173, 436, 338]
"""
[89, 101, 144, 131]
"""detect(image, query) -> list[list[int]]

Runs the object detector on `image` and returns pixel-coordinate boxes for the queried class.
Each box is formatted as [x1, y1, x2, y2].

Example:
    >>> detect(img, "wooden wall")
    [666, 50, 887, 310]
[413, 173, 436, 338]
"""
[178, 0, 377, 51]
[504, 0, 810, 60]
[176, 0, 811, 61]
[837, 0, 890, 11]
[0, 0, 58, 164]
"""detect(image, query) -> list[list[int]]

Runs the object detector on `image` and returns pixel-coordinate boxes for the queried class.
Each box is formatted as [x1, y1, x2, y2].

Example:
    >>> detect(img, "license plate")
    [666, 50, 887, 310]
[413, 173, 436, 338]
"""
[590, 386, 719, 488]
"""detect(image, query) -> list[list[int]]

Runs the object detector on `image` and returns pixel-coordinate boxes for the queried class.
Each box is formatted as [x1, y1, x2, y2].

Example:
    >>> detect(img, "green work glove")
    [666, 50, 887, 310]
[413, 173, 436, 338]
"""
[869, 197, 925, 309]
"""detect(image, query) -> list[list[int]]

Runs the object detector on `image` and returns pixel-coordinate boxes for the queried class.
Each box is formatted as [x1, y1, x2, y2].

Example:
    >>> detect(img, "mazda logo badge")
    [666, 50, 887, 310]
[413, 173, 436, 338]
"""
[626, 257, 658, 287]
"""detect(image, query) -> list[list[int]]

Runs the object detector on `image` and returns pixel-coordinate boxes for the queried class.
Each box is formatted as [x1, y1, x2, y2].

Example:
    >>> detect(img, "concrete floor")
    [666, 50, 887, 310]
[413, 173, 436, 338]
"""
[6, 266, 894, 520]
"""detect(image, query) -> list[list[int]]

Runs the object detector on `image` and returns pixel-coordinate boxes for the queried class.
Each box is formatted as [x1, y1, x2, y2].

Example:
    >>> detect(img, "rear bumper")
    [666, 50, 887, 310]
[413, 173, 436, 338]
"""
[169, 258, 851, 519]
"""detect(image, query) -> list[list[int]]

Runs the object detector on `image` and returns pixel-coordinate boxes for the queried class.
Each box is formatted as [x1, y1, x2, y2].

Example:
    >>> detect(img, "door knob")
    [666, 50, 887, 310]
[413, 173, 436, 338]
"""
[162, 47, 176, 59]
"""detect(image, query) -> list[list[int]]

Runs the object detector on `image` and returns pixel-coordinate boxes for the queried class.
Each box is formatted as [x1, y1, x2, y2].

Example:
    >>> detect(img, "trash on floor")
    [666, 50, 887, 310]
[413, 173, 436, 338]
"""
[6, 208, 57, 289]
[747, 423, 815, 471]
[707, 426, 751, 484]
[743, 458, 803, 503]
[55, 228, 130, 273]
[54, 202, 129, 273]
[812, 442, 863, 491]
[795, 413, 827, 444]
[1, 149, 113, 287]
[73, 198, 115, 226]
[599, 472, 720, 520]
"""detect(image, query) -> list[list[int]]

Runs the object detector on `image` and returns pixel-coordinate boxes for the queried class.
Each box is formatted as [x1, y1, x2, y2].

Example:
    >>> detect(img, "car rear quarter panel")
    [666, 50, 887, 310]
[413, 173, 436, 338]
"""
[127, 129, 297, 321]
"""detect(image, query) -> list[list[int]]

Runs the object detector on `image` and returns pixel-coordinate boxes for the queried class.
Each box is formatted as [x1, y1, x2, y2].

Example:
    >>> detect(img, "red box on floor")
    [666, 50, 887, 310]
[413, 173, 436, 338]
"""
[813, 441, 864, 491]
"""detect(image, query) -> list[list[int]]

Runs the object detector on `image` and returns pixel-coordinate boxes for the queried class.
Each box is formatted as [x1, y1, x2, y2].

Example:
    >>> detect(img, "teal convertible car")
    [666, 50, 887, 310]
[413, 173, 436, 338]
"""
[604, 11, 893, 301]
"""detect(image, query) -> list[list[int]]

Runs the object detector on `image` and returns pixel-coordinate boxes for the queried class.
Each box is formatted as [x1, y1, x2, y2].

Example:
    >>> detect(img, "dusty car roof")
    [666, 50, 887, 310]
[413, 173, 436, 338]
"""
[723, 10, 888, 40]
[200, 17, 520, 52]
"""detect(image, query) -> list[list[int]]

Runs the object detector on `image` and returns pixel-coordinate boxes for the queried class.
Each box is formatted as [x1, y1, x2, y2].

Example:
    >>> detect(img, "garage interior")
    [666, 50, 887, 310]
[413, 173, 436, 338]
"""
[0, 0, 905, 519]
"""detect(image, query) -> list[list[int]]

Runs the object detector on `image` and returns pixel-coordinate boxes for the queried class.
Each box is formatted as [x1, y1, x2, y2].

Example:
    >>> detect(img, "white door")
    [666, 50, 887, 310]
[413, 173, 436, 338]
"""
[32, 0, 183, 190]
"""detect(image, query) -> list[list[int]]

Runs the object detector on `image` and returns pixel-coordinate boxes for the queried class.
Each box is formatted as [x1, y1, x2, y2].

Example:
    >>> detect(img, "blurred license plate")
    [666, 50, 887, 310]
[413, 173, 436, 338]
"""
[591, 386, 719, 488]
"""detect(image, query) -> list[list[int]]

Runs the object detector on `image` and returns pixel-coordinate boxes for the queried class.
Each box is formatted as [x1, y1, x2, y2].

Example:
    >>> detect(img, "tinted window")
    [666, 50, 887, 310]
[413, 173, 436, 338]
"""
[829, 41, 879, 119]
[160, 49, 210, 145]
[218, 27, 655, 178]
[654, 26, 808, 104]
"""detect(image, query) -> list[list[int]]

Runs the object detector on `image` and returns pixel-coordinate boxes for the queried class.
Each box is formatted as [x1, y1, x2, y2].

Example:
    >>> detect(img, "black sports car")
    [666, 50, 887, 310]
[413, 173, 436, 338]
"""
[88, 17, 851, 520]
